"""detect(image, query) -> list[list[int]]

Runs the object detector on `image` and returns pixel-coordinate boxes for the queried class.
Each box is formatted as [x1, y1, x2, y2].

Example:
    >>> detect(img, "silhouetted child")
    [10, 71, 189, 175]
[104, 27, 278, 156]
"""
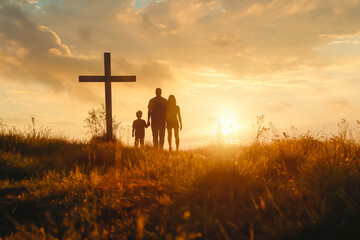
[132, 110, 148, 147]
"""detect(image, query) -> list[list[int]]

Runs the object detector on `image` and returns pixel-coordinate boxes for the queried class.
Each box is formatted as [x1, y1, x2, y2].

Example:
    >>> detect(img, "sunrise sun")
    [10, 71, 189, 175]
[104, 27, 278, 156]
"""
[218, 117, 240, 136]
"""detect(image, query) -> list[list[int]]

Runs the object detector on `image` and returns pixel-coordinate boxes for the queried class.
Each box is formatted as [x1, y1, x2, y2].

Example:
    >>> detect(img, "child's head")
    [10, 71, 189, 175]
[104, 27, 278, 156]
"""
[136, 110, 142, 119]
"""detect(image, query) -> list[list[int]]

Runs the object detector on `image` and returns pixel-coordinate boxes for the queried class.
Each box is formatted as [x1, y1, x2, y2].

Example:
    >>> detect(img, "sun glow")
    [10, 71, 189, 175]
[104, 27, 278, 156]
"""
[219, 118, 238, 135]
[216, 115, 243, 145]
[217, 110, 242, 137]
[216, 107, 243, 138]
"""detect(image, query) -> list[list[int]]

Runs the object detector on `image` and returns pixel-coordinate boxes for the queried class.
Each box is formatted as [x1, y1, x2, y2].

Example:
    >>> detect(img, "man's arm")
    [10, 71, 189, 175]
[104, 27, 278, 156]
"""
[132, 122, 135, 137]
[147, 108, 151, 126]
[147, 100, 152, 126]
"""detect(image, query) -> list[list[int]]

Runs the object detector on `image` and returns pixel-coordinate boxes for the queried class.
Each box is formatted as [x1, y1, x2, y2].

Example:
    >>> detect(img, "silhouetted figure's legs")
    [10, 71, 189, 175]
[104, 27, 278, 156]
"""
[134, 139, 140, 147]
[167, 128, 173, 151]
[140, 138, 144, 147]
[159, 123, 165, 150]
[151, 125, 159, 148]
[174, 128, 180, 151]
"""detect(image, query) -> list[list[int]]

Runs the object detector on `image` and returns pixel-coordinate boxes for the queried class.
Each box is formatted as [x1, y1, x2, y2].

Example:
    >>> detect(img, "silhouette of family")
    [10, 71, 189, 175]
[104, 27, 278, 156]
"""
[132, 88, 182, 151]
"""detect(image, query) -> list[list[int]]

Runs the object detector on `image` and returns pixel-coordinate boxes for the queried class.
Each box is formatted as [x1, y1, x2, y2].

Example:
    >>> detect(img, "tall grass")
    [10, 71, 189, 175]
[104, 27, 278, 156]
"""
[1, 121, 360, 239]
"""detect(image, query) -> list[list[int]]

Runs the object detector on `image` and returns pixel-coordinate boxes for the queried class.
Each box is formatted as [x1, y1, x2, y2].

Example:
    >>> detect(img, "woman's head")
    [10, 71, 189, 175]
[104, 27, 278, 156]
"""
[168, 95, 176, 105]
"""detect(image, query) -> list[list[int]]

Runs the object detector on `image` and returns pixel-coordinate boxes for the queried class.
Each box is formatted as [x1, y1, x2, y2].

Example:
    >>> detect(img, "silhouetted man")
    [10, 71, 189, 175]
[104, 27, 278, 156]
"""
[147, 88, 167, 149]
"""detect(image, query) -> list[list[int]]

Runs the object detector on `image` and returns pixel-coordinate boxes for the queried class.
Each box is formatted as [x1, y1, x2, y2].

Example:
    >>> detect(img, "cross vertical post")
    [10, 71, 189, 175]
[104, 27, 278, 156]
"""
[104, 53, 113, 141]
[79, 52, 136, 142]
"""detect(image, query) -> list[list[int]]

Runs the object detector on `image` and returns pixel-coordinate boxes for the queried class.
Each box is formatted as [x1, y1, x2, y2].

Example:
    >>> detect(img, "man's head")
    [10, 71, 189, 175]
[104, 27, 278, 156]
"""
[155, 88, 162, 96]
[136, 111, 142, 119]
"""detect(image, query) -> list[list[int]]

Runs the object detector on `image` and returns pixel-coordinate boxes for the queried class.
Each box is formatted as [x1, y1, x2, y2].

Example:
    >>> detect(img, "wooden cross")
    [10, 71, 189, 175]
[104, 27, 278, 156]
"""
[79, 52, 136, 141]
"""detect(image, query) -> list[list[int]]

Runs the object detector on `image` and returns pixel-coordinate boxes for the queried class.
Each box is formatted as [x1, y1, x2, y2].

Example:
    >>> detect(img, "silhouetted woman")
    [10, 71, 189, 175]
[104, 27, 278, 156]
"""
[166, 95, 182, 151]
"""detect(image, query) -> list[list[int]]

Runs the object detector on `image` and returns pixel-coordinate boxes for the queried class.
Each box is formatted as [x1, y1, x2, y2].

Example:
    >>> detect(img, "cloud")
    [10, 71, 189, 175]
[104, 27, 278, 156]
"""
[113, 58, 174, 87]
[0, 0, 176, 103]
[137, 61, 174, 86]
[0, 4, 71, 56]
[77, 26, 94, 43]
[265, 100, 291, 112]
[108, 0, 360, 77]
[0, 2, 75, 88]
[2, 0, 360, 98]
[328, 99, 350, 108]
[34, 0, 360, 69]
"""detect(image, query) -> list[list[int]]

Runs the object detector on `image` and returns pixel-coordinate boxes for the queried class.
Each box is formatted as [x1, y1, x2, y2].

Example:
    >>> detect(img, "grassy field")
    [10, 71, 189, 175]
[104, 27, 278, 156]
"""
[1, 122, 360, 239]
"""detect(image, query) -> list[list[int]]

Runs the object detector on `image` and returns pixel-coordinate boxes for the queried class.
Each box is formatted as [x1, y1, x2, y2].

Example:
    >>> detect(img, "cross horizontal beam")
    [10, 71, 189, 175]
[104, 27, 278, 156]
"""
[79, 76, 136, 82]
[78, 52, 136, 141]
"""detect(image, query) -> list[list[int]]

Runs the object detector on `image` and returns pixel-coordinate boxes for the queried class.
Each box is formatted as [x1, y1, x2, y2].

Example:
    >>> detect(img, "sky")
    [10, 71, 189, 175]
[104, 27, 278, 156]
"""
[1, 0, 360, 148]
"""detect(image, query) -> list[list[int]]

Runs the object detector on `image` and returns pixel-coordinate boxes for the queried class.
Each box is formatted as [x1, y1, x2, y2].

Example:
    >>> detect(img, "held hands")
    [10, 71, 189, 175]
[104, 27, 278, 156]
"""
[147, 121, 151, 127]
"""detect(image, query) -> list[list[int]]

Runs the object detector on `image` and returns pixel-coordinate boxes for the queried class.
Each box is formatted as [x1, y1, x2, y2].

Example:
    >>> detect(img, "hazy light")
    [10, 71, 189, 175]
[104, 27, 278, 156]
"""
[219, 118, 238, 136]
[217, 107, 242, 136]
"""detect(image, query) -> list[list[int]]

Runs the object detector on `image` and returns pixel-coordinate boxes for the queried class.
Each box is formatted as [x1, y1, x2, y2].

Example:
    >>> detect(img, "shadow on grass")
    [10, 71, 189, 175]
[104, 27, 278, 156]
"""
[0, 190, 67, 239]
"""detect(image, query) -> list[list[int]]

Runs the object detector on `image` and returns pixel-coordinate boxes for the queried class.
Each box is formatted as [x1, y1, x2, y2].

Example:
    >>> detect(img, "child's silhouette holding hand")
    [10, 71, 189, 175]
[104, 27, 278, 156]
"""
[132, 111, 148, 147]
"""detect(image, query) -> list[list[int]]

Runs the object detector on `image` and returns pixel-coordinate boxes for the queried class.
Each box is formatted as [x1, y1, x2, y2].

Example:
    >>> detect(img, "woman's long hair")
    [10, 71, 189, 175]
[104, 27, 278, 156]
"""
[168, 95, 176, 106]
